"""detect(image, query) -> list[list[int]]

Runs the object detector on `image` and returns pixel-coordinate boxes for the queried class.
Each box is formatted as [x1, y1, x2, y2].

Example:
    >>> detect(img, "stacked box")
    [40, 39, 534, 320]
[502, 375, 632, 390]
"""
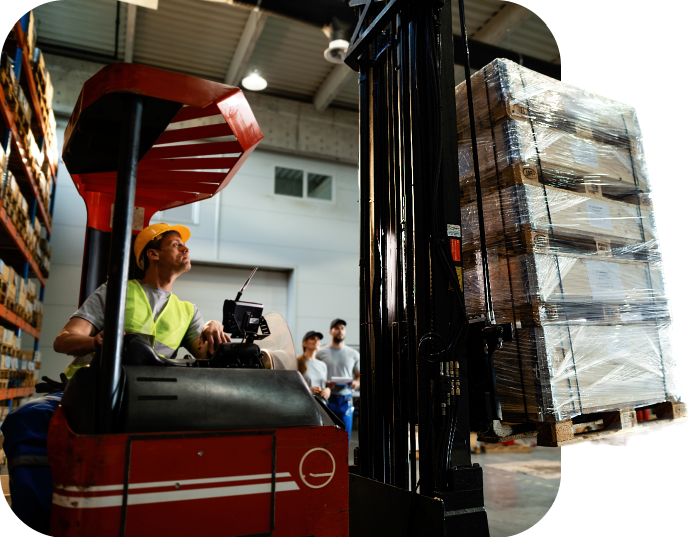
[25, 11, 37, 57]
[15, 84, 32, 135]
[0, 52, 18, 110]
[456, 58, 678, 424]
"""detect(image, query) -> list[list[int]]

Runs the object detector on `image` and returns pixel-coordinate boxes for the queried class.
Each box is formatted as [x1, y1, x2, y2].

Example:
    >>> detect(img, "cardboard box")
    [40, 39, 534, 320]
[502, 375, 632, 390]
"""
[3, 330, 14, 348]
[0, 260, 9, 284]
[15, 85, 31, 124]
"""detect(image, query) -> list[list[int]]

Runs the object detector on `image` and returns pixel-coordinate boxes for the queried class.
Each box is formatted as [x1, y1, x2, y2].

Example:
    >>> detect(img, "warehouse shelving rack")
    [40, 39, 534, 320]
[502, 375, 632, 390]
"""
[0, 13, 56, 417]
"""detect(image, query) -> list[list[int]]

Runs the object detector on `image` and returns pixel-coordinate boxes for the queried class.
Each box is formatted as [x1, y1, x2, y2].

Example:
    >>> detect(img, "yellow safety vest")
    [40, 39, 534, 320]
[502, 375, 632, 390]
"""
[64, 280, 194, 379]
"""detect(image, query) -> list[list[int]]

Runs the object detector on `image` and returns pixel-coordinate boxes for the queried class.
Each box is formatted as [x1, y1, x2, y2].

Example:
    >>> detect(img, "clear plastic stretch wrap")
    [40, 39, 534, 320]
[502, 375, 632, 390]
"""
[456, 59, 678, 423]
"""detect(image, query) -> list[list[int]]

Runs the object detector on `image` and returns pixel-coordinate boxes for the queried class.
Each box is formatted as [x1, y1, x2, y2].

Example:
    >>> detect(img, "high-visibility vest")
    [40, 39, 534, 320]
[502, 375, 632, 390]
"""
[64, 280, 194, 379]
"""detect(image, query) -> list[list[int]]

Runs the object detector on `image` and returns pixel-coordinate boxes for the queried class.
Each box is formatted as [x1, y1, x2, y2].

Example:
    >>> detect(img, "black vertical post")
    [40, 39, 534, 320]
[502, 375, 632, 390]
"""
[457, 0, 494, 322]
[358, 62, 373, 477]
[96, 94, 143, 434]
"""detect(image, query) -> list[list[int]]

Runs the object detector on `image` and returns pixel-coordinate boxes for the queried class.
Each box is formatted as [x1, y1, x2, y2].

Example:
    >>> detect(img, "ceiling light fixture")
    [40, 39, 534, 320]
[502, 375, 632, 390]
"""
[241, 70, 267, 91]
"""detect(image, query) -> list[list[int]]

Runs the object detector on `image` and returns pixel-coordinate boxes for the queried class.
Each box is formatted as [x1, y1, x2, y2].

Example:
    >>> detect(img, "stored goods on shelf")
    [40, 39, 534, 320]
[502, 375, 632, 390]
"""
[25, 11, 36, 58]
[456, 58, 679, 427]
[0, 52, 18, 111]
[15, 84, 31, 133]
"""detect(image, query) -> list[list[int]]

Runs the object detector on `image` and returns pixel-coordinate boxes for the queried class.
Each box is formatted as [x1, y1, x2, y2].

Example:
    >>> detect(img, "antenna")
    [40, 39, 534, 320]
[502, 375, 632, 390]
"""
[235, 267, 258, 302]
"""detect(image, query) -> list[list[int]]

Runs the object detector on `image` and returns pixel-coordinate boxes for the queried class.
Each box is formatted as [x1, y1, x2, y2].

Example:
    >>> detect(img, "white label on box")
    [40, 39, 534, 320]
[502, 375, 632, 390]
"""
[446, 224, 461, 238]
[586, 200, 613, 231]
[570, 139, 599, 168]
[110, 205, 145, 231]
[586, 260, 625, 301]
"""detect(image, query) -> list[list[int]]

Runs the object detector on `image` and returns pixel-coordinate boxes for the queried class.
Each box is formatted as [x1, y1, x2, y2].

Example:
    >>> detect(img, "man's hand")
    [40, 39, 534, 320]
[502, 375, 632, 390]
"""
[321, 387, 331, 399]
[350, 379, 359, 390]
[93, 331, 104, 352]
[310, 386, 322, 396]
[326, 380, 337, 389]
[197, 320, 232, 356]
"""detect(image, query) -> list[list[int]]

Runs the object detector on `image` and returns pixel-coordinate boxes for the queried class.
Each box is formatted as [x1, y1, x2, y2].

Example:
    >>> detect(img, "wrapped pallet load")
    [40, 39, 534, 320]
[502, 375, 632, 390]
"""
[456, 59, 682, 444]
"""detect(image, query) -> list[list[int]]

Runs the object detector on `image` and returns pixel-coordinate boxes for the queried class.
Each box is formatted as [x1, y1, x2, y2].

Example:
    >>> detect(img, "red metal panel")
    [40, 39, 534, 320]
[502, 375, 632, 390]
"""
[155, 123, 234, 145]
[124, 435, 275, 536]
[79, 170, 227, 183]
[136, 157, 240, 171]
[142, 141, 243, 161]
[81, 179, 220, 194]
[216, 91, 263, 154]
[47, 408, 349, 537]
[171, 103, 222, 123]
[62, 63, 263, 232]
[83, 185, 198, 202]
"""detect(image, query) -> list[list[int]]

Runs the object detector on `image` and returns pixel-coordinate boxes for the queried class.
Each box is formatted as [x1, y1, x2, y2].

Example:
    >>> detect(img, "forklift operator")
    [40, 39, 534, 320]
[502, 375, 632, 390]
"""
[54, 223, 231, 378]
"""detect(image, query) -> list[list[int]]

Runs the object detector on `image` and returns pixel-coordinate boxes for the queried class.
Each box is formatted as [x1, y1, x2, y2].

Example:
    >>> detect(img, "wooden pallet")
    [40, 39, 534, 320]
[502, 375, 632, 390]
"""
[479, 401, 688, 447]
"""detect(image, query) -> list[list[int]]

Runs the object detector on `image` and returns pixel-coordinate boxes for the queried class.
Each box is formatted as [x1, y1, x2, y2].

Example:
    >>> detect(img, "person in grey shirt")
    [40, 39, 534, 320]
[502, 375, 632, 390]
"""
[54, 224, 231, 377]
[297, 330, 330, 400]
[317, 319, 360, 439]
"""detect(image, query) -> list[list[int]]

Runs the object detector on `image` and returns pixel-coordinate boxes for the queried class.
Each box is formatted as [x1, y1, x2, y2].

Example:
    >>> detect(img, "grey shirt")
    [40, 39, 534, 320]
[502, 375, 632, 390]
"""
[302, 359, 329, 397]
[316, 345, 360, 396]
[70, 281, 204, 363]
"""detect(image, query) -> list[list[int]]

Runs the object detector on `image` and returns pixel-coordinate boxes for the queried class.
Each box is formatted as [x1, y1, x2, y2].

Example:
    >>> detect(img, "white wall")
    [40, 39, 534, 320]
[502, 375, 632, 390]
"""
[38, 121, 359, 382]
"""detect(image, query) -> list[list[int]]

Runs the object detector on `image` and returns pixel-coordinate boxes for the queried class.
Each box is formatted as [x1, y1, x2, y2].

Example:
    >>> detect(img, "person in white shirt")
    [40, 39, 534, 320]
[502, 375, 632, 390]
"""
[297, 330, 331, 400]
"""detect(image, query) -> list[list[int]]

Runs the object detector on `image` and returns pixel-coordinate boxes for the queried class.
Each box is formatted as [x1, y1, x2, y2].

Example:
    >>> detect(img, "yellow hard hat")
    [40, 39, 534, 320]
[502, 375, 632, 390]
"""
[134, 223, 191, 269]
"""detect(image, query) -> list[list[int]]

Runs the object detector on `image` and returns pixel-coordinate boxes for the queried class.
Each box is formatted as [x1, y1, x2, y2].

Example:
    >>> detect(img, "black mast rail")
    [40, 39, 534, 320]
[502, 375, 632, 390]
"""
[346, 1, 512, 535]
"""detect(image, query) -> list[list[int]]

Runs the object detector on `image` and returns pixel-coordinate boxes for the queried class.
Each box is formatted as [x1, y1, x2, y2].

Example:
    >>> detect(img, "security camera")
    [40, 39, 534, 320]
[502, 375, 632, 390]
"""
[324, 39, 350, 64]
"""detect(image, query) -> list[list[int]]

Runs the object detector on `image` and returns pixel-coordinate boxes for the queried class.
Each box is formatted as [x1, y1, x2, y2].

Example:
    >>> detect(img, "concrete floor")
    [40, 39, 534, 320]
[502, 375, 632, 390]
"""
[348, 428, 560, 537]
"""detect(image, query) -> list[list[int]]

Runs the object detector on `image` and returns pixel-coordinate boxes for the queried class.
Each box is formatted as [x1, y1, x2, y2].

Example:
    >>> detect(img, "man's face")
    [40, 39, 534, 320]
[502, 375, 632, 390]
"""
[330, 323, 346, 342]
[149, 233, 191, 274]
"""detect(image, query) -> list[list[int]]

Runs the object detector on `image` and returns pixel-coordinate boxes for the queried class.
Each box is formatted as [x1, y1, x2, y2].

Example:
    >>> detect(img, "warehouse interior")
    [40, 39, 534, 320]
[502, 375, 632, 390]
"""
[0, 1, 695, 536]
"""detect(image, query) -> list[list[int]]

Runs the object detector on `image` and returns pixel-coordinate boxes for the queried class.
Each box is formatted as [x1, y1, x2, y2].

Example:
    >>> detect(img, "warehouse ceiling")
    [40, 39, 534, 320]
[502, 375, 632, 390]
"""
[30, 0, 560, 111]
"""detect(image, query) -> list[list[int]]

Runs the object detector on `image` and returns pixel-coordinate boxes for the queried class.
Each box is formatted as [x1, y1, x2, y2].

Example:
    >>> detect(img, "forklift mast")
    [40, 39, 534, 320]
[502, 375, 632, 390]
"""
[345, 1, 511, 535]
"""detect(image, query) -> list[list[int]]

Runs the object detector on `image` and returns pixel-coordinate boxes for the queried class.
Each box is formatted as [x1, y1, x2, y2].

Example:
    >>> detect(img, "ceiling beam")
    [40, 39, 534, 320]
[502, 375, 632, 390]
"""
[471, 3, 532, 45]
[224, 7, 269, 86]
[124, 3, 138, 63]
[314, 63, 355, 112]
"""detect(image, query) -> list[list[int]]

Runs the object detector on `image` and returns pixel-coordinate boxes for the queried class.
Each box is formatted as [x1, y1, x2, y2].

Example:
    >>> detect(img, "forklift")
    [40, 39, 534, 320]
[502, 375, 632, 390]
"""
[41, 63, 349, 536]
[6, 1, 510, 535]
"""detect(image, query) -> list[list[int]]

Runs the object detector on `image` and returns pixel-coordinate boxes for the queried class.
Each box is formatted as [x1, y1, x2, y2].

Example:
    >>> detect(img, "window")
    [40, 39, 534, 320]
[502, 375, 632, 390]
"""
[274, 166, 333, 201]
[274, 167, 303, 197]
[307, 173, 332, 200]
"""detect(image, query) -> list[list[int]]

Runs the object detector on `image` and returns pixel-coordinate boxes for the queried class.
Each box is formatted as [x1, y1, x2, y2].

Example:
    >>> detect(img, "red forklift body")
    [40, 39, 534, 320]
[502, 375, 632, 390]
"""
[48, 407, 348, 537]
[47, 64, 349, 536]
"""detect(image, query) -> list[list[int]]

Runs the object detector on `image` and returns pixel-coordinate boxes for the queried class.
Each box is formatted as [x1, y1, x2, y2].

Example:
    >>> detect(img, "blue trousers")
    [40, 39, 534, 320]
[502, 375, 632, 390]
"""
[0, 393, 63, 536]
[327, 394, 354, 443]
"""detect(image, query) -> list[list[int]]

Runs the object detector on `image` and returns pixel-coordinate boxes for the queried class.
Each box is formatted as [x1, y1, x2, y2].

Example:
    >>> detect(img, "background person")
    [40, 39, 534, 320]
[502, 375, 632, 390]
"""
[317, 319, 360, 439]
[297, 330, 330, 400]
